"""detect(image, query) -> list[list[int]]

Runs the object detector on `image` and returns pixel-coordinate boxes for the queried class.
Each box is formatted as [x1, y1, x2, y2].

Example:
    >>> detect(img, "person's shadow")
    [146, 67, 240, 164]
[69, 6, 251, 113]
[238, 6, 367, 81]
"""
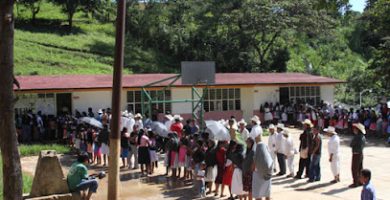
[321, 186, 350, 195]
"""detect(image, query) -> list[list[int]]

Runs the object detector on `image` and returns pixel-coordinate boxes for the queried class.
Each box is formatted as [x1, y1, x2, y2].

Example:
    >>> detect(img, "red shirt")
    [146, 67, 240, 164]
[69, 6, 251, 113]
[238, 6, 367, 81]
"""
[170, 122, 184, 138]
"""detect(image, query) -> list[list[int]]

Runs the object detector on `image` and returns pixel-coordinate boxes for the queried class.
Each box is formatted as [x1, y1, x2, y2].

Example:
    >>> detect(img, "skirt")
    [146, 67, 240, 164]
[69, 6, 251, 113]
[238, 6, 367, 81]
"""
[205, 165, 217, 182]
[243, 171, 253, 192]
[264, 112, 273, 121]
[215, 165, 225, 184]
[138, 146, 151, 164]
[222, 165, 234, 186]
[149, 149, 158, 162]
[170, 151, 179, 169]
[101, 143, 109, 155]
[252, 171, 271, 199]
[185, 155, 192, 169]
[164, 152, 170, 167]
[231, 168, 245, 195]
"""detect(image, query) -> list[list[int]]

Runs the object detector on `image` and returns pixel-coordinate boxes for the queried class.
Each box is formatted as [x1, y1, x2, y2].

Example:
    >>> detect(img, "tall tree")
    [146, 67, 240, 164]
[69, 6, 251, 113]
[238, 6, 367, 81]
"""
[51, 0, 81, 30]
[19, 0, 42, 24]
[0, 1, 24, 200]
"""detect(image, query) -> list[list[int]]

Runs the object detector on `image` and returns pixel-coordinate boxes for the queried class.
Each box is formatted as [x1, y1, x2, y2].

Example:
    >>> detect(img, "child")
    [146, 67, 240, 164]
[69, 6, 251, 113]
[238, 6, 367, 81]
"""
[178, 138, 188, 178]
[360, 169, 376, 200]
[196, 162, 206, 198]
[149, 131, 158, 174]
[93, 131, 102, 165]
[283, 131, 297, 177]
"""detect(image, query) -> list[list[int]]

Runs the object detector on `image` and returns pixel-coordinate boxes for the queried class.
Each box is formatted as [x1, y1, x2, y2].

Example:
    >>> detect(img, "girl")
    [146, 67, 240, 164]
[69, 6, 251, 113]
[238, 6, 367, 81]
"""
[93, 129, 102, 165]
[214, 141, 227, 197]
[221, 141, 236, 199]
[243, 138, 255, 200]
[138, 129, 151, 175]
[178, 137, 188, 178]
[149, 131, 158, 174]
[231, 144, 245, 200]
[120, 127, 130, 168]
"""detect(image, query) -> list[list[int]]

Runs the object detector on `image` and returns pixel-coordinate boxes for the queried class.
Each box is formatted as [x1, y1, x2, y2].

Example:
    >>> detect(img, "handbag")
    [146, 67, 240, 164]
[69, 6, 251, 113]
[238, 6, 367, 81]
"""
[300, 147, 308, 159]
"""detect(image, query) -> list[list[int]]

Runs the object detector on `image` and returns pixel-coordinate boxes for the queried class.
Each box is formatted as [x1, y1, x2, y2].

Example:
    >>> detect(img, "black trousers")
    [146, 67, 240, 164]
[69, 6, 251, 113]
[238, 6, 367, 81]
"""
[352, 153, 363, 185]
[277, 153, 286, 174]
[296, 156, 311, 178]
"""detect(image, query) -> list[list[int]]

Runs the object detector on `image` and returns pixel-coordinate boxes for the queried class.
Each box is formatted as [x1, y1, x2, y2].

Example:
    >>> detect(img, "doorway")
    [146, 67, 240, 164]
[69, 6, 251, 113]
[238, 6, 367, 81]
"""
[279, 87, 289, 105]
[56, 93, 72, 115]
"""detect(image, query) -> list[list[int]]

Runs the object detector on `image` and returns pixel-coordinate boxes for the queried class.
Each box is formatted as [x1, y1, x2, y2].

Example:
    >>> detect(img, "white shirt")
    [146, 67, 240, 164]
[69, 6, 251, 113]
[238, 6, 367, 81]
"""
[327, 135, 340, 156]
[282, 112, 288, 122]
[196, 170, 205, 181]
[283, 137, 295, 157]
[249, 124, 263, 140]
[239, 128, 250, 141]
[268, 132, 277, 152]
[275, 131, 285, 153]
[134, 119, 143, 130]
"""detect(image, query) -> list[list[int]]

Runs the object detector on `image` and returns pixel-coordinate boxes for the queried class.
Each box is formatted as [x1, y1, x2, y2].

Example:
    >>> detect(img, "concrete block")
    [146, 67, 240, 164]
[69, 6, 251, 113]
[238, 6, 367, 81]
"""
[29, 150, 70, 197]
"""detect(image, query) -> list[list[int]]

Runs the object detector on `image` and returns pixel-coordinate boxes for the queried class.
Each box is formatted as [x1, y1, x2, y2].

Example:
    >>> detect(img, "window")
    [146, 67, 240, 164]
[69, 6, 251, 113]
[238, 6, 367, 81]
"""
[286, 86, 321, 105]
[203, 88, 241, 112]
[38, 93, 54, 99]
[127, 90, 171, 114]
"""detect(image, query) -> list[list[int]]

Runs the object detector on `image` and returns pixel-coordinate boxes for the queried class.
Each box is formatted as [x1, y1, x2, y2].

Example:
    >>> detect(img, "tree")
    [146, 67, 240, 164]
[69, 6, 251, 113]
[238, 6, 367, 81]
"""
[19, 0, 42, 24]
[0, 1, 24, 200]
[51, 0, 82, 30]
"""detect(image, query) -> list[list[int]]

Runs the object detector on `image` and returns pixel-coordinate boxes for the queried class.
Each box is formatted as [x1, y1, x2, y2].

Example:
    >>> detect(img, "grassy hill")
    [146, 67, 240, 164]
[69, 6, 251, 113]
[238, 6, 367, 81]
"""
[14, 2, 123, 75]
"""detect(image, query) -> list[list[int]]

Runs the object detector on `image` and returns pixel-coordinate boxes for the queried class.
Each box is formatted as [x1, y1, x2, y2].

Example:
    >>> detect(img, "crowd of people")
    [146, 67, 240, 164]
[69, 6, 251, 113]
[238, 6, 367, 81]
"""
[15, 100, 387, 200]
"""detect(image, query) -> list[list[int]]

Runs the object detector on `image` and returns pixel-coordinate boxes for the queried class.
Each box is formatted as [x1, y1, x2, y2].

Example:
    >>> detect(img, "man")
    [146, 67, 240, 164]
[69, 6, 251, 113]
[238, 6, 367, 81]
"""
[324, 126, 340, 183]
[275, 123, 286, 176]
[349, 123, 366, 188]
[67, 153, 99, 200]
[308, 126, 322, 182]
[249, 115, 263, 140]
[238, 119, 250, 141]
[295, 119, 313, 179]
[128, 125, 139, 169]
[134, 113, 144, 130]
[267, 124, 277, 173]
[360, 169, 376, 200]
[98, 125, 110, 166]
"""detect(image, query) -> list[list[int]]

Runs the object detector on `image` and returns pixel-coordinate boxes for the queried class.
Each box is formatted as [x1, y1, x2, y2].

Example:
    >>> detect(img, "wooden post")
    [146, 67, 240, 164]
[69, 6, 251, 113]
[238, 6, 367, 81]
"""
[108, 0, 126, 199]
[0, 1, 24, 200]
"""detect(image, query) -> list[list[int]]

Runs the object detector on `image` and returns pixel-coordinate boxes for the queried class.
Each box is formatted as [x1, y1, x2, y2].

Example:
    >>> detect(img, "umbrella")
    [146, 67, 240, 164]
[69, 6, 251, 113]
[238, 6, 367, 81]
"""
[151, 121, 169, 138]
[205, 120, 230, 141]
[80, 117, 103, 129]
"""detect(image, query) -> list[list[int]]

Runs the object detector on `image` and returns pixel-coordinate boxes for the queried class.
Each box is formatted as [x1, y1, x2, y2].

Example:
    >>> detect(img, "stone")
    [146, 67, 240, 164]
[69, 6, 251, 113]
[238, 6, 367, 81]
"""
[29, 150, 70, 197]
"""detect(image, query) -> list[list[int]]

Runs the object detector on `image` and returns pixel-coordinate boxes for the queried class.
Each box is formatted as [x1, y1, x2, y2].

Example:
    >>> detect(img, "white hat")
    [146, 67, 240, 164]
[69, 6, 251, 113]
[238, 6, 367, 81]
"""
[282, 130, 290, 137]
[353, 123, 366, 134]
[98, 109, 103, 114]
[276, 123, 285, 129]
[251, 115, 261, 125]
[134, 113, 143, 119]
[122, 110, 129, 117]
[323, 126, 337, 134]
[268, 124, 275, 129]
[165, 114, 173, 121]
[173, 114, 183, 121]
[302, 119, 314, 128]
[238, 119, 247, 126]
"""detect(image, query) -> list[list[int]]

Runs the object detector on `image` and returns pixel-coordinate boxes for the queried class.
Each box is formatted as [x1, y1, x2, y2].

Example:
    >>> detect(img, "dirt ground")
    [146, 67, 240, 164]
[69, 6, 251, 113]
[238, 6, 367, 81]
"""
[21, 128, 390, 200]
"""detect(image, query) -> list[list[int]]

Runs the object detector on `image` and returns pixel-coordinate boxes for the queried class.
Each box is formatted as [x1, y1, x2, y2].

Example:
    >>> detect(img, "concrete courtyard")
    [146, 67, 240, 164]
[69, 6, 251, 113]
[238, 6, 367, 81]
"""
[21, 128, 390, 200]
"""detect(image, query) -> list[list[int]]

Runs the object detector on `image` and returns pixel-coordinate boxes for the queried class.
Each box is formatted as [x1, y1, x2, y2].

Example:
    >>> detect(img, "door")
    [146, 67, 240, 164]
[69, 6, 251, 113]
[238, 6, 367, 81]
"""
[279, 87, 289, 105]
[56, 93, 72, 115]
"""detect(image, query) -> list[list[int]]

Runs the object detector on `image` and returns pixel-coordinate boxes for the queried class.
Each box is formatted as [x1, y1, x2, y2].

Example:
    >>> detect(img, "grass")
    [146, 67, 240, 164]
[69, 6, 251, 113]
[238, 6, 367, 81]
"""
[0, 156, 33, 200]
[19, 144, 71, 157]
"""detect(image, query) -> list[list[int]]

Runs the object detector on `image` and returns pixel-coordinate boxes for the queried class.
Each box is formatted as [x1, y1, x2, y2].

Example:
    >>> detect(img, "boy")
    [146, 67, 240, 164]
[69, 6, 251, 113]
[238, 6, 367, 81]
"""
[360, 169, 376, 200]
[195, 162, 206, 198]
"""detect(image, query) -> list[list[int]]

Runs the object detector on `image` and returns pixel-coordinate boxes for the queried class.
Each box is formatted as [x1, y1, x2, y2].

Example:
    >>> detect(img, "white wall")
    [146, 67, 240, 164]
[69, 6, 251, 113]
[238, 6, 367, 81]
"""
[321, 85, 335, 104]
[240, 87, 254, 121]
[171, 88, 194, 114]
[15, 93, 56, 115]
[253, 86, 279, 108]
[72, 91, 112, 114]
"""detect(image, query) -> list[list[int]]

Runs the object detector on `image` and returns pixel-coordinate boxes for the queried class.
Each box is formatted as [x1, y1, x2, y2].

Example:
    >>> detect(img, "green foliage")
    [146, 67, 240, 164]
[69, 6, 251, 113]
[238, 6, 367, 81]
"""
[19, 144, 71, 157]
[18, 0, 43, 22]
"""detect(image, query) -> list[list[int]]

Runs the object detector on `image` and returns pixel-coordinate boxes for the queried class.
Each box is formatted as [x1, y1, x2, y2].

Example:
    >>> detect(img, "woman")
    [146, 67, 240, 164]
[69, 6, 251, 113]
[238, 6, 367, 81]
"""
[214, 141, 227, 197]
[222, 141, 236, 199]
[231, 144, 245, 200]
[137, 129, 151, 175]
[252, 134, 273, 200]
[148, 131, 158, 174]
[120, 127, 130, 168]
[204, 139, 217, 195]
[178, 137, 188, 178]
[324, 126, 340, 183]
[243, 138, 255, 200]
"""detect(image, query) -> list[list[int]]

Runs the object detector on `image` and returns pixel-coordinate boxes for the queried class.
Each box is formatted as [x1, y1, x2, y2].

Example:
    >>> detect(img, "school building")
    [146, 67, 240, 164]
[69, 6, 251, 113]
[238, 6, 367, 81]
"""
[14, 73, 344, 121]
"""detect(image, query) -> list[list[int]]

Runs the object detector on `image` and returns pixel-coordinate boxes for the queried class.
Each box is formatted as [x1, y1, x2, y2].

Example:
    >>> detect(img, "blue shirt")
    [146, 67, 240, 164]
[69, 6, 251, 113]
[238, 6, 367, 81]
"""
[361, 181, 376, 200]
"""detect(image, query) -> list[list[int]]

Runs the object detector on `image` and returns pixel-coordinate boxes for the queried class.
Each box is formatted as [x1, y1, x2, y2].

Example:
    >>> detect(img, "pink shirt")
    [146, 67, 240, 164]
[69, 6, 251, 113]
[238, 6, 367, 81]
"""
[139, 135, 150, 147]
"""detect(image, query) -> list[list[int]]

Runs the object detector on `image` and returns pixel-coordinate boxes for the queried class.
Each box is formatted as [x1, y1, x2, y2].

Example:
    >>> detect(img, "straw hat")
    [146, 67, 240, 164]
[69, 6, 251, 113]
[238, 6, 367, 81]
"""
[251, 115, 261, 125]
[173, 114, 183, 121]
[165, 114, 173, 121]
[352, 123, 366, 134]
[277, 123, 285, 129]
[98, 109, 103, 114]
[268, 124, 275, 130]
[323, 126, 337, 135]
[283, 130, 290, 137]
[302, 119, 314, 128]
[122, 110, 129, 117]
[134, 113, 143, 119]
[238, 119, 247, 126]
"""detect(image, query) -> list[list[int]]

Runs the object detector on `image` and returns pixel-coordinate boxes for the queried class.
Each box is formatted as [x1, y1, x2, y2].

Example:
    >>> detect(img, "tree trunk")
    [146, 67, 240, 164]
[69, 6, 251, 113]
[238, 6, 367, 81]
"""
[0, 1, 24, 200]
[68, 12, 74, 31]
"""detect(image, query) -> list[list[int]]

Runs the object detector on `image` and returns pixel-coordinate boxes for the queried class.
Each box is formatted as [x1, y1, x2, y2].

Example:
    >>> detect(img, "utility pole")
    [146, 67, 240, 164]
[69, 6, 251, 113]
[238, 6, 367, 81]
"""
[108, 0, 126, 199]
